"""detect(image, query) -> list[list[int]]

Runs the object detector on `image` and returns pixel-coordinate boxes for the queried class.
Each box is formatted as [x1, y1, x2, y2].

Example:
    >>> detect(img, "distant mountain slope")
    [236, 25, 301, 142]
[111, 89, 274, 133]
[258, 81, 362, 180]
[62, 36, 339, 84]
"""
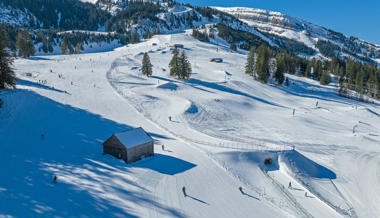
[0, 0, 379, 64]
[215, 7, 380, 63]
[0, 0, 109, 30]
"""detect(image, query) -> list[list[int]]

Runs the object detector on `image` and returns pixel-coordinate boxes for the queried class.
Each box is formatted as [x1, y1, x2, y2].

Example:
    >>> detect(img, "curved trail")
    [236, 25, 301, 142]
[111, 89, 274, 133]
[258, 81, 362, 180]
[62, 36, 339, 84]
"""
[107, 56, 290, 152]
[106, 54, 343, 218]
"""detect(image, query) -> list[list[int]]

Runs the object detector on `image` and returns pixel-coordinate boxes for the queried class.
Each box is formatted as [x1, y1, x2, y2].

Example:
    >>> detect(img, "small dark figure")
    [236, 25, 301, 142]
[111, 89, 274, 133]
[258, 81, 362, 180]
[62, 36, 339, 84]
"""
[304, 192, 307, 197]
[71, 81, 73, 85]
[264, 157, 272, 165]
[288, 182, 292, 189]
[239, 187, 244, 194]
[168, 116, 172, 122]
[161, 145, 165, 151]
[316, 101, 319, 107]
[182, 186, 187, 197]
[53, 175, 58, 183]
[292, 108, 295, 116]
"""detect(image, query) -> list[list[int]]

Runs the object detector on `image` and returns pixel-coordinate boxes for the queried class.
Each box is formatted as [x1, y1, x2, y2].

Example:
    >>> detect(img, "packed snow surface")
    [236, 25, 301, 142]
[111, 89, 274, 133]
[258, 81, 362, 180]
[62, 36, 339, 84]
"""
[1, 31, 380, 218]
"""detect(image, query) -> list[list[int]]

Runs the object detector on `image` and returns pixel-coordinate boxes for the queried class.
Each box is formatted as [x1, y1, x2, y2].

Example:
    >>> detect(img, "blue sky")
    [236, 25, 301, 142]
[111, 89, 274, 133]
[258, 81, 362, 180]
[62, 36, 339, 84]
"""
[177, 0, 380, 45]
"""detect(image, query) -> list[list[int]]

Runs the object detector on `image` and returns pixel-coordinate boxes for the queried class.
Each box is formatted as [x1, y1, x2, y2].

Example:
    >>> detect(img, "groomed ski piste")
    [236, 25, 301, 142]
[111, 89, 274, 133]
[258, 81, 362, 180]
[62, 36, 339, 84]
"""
[1, 31, 380, 218]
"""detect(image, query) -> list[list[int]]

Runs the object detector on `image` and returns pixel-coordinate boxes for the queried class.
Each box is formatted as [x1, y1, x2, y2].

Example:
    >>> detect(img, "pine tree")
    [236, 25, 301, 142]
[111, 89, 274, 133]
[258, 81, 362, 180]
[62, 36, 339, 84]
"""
[142, 52, 152, 77]
[367, 68, 378, 98]
[169, 48, 191, 80]
[60, 40, 68, 55]
[320, 70, 330, 85]
[338, 67, 348, 96]
[355, 70, 364, 99]
[169, 47, 180, 78]
[129, 31, 140, 44]
[245, 47, 255, 77]
[274, 54, 285, 85]
[16, 30, 35, 58]
[74, 42, 82, 54]
[0, 35, 15, 89]
[230, 43, 237, 51]
[256, 44, 270, 83]
[179, 52, 191, 80]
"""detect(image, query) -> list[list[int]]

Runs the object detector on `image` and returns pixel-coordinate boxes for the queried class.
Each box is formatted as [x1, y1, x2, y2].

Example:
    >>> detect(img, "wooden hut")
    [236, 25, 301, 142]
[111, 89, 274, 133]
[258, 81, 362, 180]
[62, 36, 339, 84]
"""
[103, 127, 154, 163]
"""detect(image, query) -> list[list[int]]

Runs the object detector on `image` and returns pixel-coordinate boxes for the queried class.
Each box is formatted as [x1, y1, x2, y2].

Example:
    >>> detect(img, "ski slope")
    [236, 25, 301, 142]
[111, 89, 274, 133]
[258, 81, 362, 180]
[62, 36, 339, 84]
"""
[1, 31, 380, 218]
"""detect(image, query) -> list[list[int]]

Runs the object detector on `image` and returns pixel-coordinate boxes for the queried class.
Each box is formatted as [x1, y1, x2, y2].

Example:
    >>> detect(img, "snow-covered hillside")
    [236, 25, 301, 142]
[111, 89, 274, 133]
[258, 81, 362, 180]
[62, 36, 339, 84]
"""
[1, 0, 379, 63]
[215, 7, 380, 63]
[1, 31, 380, 217]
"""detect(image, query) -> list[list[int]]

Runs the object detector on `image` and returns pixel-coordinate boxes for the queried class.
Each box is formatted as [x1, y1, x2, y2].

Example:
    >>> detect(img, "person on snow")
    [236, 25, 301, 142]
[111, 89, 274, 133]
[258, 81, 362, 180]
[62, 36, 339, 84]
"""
[292, 108, 296, 116]
[161, 145, 165, 151]
[239, 187, 244, 195]
[304, 192, 308, 197]
[182, 186, 187, 197]
[168, 116, 172, 122]
[53, 175, 58, 183]
[288, 182, 292, 189]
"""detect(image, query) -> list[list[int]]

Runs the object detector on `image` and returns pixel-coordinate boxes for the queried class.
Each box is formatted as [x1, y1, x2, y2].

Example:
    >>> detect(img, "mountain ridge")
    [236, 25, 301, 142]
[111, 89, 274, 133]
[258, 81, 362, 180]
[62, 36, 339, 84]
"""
[0, 0, 379, 65]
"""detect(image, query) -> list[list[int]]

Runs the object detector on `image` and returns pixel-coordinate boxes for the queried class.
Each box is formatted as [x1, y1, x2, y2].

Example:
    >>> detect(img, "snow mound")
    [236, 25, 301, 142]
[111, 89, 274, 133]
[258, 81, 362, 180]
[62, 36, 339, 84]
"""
[281, 150, 336, 179]
[185, 102, 198, 114]
[157, 82, 178, 91]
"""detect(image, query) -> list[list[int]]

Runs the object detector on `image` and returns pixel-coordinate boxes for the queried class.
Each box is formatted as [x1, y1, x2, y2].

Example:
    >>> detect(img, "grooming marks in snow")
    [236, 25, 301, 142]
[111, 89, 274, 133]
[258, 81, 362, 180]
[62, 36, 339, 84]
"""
[1, 32, 380, 217]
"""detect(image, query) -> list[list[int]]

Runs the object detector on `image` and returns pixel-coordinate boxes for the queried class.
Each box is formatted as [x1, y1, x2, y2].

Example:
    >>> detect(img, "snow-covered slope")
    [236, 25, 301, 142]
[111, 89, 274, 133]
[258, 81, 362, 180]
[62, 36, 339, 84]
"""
[215, 7, 380, 62]
[1, 31, 380, 217]
[1, 0, 379, 63]
[0, 3, 34, 27]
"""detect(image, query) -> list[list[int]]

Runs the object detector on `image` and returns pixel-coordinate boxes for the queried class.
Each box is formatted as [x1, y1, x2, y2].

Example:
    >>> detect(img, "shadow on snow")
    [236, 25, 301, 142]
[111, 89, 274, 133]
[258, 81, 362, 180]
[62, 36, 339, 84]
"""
[0, 89, 186, 218]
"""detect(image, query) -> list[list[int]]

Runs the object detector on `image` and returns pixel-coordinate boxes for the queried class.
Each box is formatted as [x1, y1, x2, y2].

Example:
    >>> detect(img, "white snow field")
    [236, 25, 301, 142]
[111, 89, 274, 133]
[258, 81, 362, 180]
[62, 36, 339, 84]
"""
[1, 31, 380, 218]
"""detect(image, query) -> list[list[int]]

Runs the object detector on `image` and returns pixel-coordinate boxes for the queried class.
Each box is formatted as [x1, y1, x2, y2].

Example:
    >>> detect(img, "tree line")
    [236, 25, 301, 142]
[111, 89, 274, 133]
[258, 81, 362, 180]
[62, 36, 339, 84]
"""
[244, 44, 380, 100]
[190, 24, 380, 101]
[0, 33, 15, 92]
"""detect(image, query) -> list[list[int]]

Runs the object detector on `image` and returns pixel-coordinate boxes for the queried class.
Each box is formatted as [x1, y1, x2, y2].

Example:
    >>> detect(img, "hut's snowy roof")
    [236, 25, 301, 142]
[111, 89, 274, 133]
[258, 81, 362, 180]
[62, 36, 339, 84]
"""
[114, 127, 153, 148]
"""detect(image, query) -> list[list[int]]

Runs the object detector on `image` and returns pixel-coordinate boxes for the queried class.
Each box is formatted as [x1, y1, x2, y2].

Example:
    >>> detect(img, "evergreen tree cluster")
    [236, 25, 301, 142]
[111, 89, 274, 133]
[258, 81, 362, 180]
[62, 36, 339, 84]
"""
[192, 29, 210, 43]
[1, 0, 110, 30]
[104, 1, 162, 33]
[244, 42, 380, 100]
[16, 30, 35, 57]
[169, 48, 192, 80]
[216, 24, 267, 50]
[0, 25, 128, 56]
[0, 34, 15, 89]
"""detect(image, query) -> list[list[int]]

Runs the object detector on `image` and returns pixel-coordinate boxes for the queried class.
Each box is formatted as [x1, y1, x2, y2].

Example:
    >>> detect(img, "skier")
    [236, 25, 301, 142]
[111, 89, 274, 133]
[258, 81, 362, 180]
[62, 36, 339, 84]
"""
[304, 192, 307, 197]
[292, 108, 295, 116]
[53, 175, 58, 183]
[288, 182, 292, 189]
[239, 187, 244, 195]
[161, 145, 165, 151]
[168, 116, 172, 122]
[316, 101, 319, 107]
[182, 186, 187, 197]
